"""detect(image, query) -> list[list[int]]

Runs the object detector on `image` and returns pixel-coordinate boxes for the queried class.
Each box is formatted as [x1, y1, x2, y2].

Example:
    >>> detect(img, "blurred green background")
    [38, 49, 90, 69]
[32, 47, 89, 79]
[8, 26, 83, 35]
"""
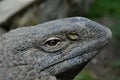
[0, 0, 120, 80]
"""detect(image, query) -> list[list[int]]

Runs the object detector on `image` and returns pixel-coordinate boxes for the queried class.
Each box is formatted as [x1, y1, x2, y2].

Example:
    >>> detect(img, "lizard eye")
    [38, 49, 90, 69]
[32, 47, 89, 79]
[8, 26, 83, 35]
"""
[41, 37, 69, 52]
[44, 37, 62, 46]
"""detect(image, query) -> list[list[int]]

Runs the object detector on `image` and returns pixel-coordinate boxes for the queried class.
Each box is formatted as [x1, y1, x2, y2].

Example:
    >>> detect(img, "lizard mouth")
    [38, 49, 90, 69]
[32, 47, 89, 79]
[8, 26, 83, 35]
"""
[41, 50, 98, 75]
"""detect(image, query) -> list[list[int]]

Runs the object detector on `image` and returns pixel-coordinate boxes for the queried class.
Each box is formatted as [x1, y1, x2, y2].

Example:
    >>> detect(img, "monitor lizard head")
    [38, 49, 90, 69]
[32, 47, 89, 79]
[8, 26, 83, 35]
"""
[0, 17, 112, 80]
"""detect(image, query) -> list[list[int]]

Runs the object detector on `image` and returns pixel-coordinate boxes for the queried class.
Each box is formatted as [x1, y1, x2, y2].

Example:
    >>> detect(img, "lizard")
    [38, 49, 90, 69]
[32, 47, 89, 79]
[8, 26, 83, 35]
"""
[0, 17, 112, 80]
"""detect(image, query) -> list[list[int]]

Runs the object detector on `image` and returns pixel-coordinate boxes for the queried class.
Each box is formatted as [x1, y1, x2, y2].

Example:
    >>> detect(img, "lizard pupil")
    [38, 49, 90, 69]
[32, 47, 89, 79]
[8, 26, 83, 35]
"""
[46, 39, 60, 46]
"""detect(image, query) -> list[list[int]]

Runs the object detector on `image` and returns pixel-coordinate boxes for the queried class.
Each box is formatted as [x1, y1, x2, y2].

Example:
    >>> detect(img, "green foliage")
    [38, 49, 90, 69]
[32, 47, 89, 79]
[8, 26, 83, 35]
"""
[116, 78, 120, 80]
[88, 0, 120, 19]
[74, 71, 95, 80]
[87, 0, 120, 42]
[105, 60, 120, 68]
[109, 25, 120, 42]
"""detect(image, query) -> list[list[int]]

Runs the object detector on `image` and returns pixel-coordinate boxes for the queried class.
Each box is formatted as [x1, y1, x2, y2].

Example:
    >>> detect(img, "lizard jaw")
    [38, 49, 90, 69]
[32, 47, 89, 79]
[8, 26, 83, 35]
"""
[41, 50, 99, 78]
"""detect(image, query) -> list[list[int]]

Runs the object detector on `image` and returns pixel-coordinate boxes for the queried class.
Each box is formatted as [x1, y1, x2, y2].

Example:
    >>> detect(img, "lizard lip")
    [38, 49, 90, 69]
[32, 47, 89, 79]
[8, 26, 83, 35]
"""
[41, 50, 98, 75]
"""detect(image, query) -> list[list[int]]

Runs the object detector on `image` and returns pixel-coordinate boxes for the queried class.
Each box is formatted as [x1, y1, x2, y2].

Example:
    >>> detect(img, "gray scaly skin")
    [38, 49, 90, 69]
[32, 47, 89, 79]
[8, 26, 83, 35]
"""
[0, 17, 112, 80]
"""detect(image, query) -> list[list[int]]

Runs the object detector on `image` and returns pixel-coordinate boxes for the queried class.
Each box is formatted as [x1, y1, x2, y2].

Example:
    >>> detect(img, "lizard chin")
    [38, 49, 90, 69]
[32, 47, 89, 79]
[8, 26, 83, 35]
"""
[42, 50, 99, 80]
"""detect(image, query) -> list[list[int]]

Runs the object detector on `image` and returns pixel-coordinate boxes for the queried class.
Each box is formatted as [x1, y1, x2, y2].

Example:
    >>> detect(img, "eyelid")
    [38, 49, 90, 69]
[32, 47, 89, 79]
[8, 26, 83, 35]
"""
[43, 37, 62, 44]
